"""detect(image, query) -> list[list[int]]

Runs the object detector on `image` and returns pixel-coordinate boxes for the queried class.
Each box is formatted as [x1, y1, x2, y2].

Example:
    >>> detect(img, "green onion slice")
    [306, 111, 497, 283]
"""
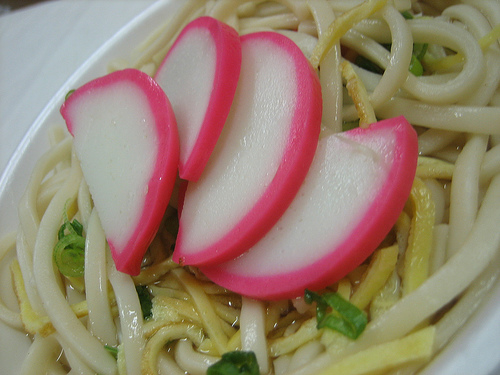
[305, 289, 367, 340]
[54, 211, 86, 278]
[53, 234, 85, 277]
[207, 351, 259, 375]
[409, 54, 424, 76]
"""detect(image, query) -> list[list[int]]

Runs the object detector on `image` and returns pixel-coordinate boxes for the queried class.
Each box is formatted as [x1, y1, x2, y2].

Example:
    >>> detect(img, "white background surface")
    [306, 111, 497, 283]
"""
[0, 1, 499, 375]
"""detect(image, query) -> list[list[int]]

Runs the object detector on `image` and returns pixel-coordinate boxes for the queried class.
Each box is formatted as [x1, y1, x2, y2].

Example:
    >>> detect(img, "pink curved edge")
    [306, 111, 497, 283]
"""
[155, 17, 241, 182]
[200, 117, 418, 300]
[174, 32, 322, 266]
[62, 69, 180, 276]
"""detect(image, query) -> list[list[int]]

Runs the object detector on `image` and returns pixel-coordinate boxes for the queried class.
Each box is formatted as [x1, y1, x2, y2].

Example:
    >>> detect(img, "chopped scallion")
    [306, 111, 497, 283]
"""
[207, 351, 259, 375]
[53, 217, 86, 278]
[409, 54, 424, 76]
[305, 289, 367, 339]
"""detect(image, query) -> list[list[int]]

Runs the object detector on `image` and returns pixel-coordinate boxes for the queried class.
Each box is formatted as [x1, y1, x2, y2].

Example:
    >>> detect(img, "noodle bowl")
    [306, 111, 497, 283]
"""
[1, 0, 500, 374]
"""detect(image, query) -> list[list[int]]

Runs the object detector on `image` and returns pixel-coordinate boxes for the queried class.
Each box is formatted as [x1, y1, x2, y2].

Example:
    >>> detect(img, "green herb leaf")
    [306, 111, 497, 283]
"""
[136, 285, 153, 320]
[305, 289, 367, 340]
[207, 351, 259, 375]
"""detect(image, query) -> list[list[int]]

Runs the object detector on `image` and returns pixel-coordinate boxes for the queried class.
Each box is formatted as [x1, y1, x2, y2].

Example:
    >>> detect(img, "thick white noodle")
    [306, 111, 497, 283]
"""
[274, 354, 292, 375]
[107, 259, 145, 375]
[422, 178, 446, 224]
[376, 98, 500, 134]
[417, 129, 460, 156]
[276, 0, 311, 20]
[446, 135, 488, 257]
[239, 12, 300, 31]
[19, 334, 62, 375]
[276, 30, 318, 58]
[240, 297, 269, 374]
[369, 5, 412, 109]
[16, 138, 72, 315]
[480, 143, 500, 185]
[158, 351, 186, 375]
[341, 28, 391, 75]
[58, 334, 98, 375]
[403, 19, 485, 104]
[15, 231, 45, 315]
[327, 0, 411, 13]
[84, 209, 117, 346]
[287, 340, 324, 372]
[442, 5, 500, 106]
[32, 158, 117, 375]
[174, 339, 219, 375]
[461, 0, 500, 32]
[77, 179, 92, 231]
[308, 0, 343, 132]
[354, 18, 391, 42]
[443, 4, 495, 41]
[428, 223, 448, 275]
[18, 138, 72, 252]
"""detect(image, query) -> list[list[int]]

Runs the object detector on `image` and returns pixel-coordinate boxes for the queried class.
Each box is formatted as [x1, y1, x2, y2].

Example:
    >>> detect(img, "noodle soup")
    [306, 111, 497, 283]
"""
[1, 1, 500, 374]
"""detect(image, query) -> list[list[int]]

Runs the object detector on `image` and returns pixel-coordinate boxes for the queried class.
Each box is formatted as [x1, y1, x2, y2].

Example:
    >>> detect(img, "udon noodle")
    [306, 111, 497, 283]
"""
[1, 0, 500, 374]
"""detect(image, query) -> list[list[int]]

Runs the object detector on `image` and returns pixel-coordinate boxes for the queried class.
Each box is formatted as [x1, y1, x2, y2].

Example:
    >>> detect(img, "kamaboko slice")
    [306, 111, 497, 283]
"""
[174, 32, 322, 266]
[201, 117, 418, 300]
[154, 16, 241, 181]
[61, 68, 179, 275]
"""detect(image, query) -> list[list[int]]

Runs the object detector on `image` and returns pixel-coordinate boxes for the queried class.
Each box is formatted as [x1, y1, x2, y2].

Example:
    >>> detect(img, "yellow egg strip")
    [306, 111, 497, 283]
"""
[402, 178, 435, 295]
[316, 326, 435, 375]
[341, 60, 377, 127]
[350, 244, 399, 310]
[11, 259, 89, 336]
[269, 317, 320, 357]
